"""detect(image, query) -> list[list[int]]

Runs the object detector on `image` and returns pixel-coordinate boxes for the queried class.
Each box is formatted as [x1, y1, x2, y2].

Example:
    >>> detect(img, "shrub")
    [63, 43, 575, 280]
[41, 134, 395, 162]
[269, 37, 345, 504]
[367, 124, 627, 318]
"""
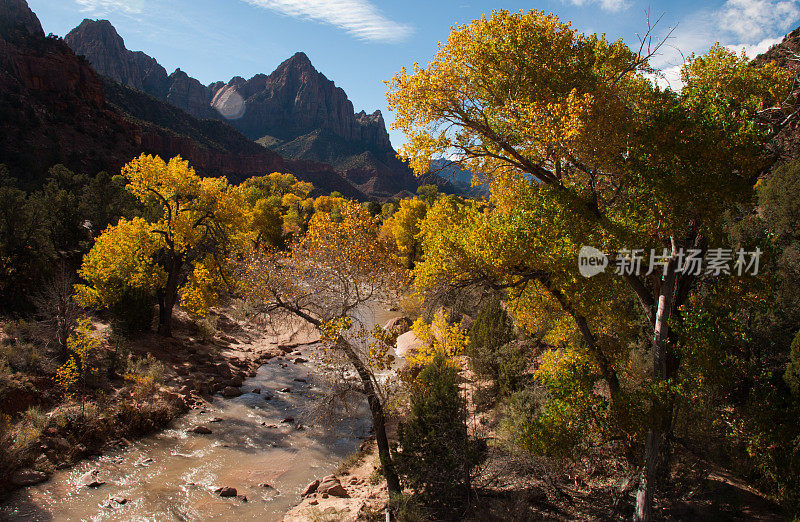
[0, 341, 44, 374]
[55, 317, 103, 398]
[124, 353, 166, 400]
[784, 329, 800, 397]
[503, 345, 609, 459]
[194, 315, 217, 342]
[390, 492, 430, 521]
[467, 298, 519, 395]
[397, 352, 472, 515]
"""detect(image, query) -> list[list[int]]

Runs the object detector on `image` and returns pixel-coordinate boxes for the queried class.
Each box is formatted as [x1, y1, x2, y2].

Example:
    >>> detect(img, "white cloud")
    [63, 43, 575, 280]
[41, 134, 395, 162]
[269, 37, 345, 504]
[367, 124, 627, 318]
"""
[244, 0, 413, 43]
[717, 0, 799, 41]
[75, 0, 144, 14]
[647, 0, 798, 90]
[726, 35, 784, 58]
[567, 0, 629, 12]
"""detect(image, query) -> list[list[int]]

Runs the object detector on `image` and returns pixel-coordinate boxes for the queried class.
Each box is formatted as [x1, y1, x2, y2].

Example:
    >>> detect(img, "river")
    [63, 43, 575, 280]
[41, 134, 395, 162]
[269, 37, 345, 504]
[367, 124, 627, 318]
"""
[0, 306, 399, 521]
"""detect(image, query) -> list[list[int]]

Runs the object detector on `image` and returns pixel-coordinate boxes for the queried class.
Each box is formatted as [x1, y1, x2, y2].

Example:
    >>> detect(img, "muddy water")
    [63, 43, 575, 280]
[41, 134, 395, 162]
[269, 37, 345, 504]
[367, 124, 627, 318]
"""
[0, 306, 400, 522]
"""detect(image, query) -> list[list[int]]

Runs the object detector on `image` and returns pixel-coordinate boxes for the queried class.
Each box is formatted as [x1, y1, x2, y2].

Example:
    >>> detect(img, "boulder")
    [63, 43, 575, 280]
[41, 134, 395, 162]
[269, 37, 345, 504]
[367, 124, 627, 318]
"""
[215, 486, 237, 497]
[188, 425, 212, 434]
[395, 331, 423, 358]
[78, 470, 105, 488]
[225, 375, 244, 388]
[317, 475, 349, 498]
[220, 386, 242, 398]
[301, 479, 320, 496]
[281, 417, 294, 423]
[293, 357, 308, 364]
[293, 378, 307, 383]
[383, 316, 412, 335]
[251, 387, 261, 394]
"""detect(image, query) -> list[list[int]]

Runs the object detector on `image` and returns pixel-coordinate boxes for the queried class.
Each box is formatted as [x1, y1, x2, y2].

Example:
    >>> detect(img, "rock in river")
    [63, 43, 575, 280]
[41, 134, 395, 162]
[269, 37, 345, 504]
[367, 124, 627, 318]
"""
[215, 486, 237, 497]
[220, 386, 242, 398]
[78, 470, 105, 488]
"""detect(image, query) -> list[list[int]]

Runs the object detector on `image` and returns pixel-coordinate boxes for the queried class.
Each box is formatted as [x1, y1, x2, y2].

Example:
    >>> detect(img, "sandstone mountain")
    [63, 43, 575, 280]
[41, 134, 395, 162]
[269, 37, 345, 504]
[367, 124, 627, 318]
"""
[0, 0, 364, 198]
[64, 19, 438, 197]
[65, 19, 218, 120]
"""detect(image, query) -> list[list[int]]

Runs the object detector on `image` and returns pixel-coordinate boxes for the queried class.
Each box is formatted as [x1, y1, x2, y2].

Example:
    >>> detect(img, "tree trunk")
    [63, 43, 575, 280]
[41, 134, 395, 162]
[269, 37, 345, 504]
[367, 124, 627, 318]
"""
[157, 257, 182, 337]
[634, 248, 679, 521]
[337, 336, 402, 496]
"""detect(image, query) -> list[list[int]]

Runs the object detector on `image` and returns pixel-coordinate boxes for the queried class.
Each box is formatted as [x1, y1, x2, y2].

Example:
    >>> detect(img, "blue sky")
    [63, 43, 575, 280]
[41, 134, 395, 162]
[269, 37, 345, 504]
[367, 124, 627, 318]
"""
[28, 0, 800, 148]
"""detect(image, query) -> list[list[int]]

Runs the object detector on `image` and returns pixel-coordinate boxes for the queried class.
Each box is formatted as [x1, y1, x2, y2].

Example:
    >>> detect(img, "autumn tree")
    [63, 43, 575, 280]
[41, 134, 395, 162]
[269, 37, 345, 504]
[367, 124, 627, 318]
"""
[239, 201, 404, 495]
[384, 197, 428, 269]
[243, 172, 314, 246]
[76, 154, 248, 336]
[387, 10, 792, 520]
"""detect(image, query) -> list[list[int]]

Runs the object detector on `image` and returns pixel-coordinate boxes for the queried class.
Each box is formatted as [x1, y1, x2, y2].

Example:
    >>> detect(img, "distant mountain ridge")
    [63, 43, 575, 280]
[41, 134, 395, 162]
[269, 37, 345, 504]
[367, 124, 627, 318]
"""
[64, 19, 431, 197]
[0, 0, 364, 198]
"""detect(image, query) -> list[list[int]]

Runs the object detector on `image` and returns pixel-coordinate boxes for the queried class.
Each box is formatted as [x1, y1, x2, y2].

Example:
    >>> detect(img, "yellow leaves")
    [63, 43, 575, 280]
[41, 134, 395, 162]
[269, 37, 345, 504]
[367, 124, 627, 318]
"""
[408, 310, 468, 369]
[55, 317, 102, 398]
[388, 198, 427, 266]
[75, 217, 166, 309]
[297, 201, 401, 287]
[180, 259, 221, 317]
[78, 154, 248, 315]
[320, 317, 352, 345]
[386, 9, 644, 182]
[54, 357, 79, 395]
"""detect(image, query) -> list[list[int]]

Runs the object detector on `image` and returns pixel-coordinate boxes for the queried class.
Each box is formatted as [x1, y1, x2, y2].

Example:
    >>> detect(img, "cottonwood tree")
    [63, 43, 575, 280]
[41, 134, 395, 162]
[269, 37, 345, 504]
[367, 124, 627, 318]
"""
[76, 154, 248, 336]
[239, 201, 405, 495]
[387, 10, 792, 520]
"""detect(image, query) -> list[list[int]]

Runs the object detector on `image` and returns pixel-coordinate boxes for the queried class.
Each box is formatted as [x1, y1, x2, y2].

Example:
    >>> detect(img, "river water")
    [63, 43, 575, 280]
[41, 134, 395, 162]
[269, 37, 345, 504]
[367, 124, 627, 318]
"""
[0, 306, 399, 521]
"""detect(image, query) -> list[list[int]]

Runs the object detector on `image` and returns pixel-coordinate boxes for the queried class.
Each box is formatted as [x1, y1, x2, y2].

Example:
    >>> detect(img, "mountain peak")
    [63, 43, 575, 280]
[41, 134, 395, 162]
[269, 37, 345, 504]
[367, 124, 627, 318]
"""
[277, 51, 316, 73]
[0, 0, 44, 39]
[69, 18, 123, 44]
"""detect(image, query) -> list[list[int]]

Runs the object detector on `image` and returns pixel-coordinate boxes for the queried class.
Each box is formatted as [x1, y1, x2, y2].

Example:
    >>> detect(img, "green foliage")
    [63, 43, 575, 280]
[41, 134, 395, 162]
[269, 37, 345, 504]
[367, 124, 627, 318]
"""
[0, 168, 54, 311]
[364, 200, 382, 216]
[467, 298, 521, 395]
[398, 352, 472, 514]
[0, 164, 136, 312]
[504, 346, 609, 458]
[416, 184, 440, 207]
[381, 201, 397, 219]
[786, 330, 800, 398]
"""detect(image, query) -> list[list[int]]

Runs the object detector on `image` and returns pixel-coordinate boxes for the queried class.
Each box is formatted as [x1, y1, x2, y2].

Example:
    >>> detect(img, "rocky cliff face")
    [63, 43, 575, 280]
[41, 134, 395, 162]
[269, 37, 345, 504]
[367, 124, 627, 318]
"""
[212, 52, 391, 150]
[0, 0, 364, 198]
[65, 19, 169, 98]
[62, 17, 426, 197]
[165, 68, 218, 120]
[64, 19, 218, 119]
[0, 0, 43, 39]
[754, 28, 800, 164]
